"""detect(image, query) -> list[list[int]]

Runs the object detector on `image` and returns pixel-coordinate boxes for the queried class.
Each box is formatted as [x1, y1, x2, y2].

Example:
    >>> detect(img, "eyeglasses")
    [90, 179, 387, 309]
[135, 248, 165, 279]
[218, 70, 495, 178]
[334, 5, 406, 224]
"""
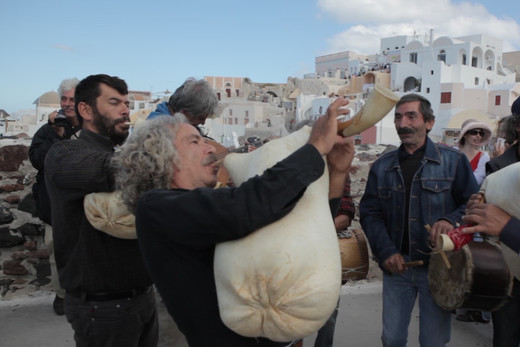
[467, 129, 485, 136]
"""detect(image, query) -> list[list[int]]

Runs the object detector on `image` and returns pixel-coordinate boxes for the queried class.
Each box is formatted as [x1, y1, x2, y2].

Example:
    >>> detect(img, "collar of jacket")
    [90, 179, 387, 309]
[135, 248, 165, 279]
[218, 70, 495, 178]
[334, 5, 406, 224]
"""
[388, 137, 442, 171]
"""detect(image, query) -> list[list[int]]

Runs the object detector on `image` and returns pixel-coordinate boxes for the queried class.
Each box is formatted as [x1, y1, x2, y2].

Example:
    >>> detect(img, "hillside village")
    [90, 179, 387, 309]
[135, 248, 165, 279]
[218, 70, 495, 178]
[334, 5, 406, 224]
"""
[1, 31, 520, 150]
[0, 31, 517, 345]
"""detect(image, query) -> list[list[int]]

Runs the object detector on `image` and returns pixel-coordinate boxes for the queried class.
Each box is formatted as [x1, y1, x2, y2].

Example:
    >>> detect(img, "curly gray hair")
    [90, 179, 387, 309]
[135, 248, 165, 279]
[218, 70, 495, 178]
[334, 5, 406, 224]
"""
[112, 114, 188, 213]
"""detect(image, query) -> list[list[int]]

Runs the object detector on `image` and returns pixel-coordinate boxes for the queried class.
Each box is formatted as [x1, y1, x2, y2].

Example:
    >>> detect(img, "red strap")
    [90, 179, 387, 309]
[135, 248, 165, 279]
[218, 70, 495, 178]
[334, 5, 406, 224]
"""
[470, 151, 482, 171]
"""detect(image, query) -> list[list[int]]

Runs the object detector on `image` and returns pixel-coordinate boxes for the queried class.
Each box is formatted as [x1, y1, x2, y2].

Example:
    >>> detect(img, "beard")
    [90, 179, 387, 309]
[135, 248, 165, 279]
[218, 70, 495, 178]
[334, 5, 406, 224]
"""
[91, 106, 129, 146]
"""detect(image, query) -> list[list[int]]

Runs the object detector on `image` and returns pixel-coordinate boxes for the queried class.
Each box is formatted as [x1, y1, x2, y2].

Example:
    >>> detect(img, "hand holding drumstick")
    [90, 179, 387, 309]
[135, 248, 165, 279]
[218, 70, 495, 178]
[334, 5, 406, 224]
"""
[383, 254, 424, 274]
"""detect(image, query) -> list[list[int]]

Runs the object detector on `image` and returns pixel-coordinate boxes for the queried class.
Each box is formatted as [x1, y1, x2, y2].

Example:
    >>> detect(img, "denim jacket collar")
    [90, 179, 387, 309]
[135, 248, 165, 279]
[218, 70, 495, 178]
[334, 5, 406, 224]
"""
[388, 137, 441, 171]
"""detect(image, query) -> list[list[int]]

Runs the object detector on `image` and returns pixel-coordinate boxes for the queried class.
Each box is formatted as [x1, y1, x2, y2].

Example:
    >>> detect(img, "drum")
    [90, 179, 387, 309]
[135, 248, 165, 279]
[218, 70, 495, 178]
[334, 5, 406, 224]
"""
[428, 241, 513, 312]
[338, 229, 369, 282]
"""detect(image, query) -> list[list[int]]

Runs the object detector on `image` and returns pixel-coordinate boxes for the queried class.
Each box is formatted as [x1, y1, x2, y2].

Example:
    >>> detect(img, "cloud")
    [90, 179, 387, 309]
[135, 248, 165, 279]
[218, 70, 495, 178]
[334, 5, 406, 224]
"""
[317, 0, 520, 54]
[53, 44, 75, 52]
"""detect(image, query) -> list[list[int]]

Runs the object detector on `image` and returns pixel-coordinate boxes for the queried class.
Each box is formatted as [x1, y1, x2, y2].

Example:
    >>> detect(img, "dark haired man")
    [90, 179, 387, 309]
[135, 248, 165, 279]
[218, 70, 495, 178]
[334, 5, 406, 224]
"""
[487, 112, 520, 174]
[45, 74, 157, 347]
[360, 93, 478, 346]
[512, 96, 520, 116]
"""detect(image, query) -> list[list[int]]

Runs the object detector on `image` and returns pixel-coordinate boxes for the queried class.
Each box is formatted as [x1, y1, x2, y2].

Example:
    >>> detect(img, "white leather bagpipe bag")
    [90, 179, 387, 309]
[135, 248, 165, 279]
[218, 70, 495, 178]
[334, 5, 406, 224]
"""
[479, 161, 520, 279]
[214, 126, 342, 342]
[83, 191, 136, 239]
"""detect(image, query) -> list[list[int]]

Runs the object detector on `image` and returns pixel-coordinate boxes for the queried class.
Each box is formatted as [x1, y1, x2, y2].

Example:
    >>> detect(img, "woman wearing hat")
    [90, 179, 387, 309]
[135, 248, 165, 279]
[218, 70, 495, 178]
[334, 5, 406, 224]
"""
[455, 118, 493, 324]
[457, 119, 492, 185]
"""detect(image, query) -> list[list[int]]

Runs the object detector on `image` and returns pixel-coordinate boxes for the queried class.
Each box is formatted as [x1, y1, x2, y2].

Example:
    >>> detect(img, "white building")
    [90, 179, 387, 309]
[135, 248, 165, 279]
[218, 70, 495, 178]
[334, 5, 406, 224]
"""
[389, 32, 518, 141]
[315, 51, 377, 79]
[128, 91, 153, 112]
[206, 101, 286, 148]
[380, 34, 426, 66]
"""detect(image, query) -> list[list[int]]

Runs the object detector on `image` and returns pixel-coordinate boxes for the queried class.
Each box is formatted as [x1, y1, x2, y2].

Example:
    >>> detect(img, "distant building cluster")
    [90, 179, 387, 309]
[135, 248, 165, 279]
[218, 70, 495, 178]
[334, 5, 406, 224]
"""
[2, 31, 519, 148]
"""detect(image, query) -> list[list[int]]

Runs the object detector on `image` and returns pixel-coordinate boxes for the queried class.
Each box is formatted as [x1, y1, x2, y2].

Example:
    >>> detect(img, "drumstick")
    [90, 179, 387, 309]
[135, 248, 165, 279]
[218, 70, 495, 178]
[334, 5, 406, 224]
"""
[403, 260, 424, 267]
[440, 251, 451, 269]
[424, 224, 452, 269]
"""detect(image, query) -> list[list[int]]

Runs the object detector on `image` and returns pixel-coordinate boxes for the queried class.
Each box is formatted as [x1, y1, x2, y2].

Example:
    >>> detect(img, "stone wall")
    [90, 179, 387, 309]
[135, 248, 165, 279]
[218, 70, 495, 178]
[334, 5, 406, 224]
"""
[0, 136, 51, 300]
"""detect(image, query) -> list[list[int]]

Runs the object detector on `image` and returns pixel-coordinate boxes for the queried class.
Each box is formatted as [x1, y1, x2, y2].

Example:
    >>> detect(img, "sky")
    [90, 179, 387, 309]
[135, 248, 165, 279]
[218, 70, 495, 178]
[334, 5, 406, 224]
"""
[1, 0, 519, 114]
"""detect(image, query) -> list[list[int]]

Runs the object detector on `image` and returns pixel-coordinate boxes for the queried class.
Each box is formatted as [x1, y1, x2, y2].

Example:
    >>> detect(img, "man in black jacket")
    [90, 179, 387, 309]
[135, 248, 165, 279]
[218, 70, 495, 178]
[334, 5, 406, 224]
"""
[29, 77, 80, 315]
[45, 74, 157, 347]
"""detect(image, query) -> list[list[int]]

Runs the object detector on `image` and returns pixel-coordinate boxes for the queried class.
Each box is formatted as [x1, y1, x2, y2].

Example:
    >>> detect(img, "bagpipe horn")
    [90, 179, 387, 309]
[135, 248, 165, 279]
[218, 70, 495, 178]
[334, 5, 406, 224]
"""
[338, 85, 400, 137]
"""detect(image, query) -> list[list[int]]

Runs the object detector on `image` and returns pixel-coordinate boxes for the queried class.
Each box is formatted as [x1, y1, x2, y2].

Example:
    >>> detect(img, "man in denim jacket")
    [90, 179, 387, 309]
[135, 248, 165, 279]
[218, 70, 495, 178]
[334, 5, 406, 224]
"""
[360, 94, 479, 347]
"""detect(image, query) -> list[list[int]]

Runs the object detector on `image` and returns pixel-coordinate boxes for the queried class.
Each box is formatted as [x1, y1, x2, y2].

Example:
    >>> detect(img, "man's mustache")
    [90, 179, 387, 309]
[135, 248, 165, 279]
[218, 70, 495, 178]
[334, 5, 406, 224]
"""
[114, 117, 130, 125]
[202, 154, 219, 166]
[397, 127, 415, 135]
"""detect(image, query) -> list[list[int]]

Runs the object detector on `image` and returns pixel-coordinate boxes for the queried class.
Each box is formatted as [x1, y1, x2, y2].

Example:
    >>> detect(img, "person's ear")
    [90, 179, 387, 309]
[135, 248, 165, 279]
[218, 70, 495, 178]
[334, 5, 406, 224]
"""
[77, 102, 92, 121]
[426, 119, 435, 132]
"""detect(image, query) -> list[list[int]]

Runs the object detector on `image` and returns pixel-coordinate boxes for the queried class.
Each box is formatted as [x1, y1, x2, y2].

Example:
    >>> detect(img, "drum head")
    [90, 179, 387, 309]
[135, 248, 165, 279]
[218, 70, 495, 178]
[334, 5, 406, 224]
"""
[428, 241, 513, 311]
[428, 246, 471, 311]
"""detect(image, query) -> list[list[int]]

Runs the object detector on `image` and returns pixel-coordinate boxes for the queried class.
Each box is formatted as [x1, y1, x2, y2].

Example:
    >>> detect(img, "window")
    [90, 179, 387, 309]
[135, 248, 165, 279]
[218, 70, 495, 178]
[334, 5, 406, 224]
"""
[245, 118, 249, 125]
[410, 52, 417, 64]
[234, 117, 238, 125]
[431, 70, 434, 75]
[236, 89, 240, 97]
[495, 95, 501, 106]
[440, 92, 452, 104]
[437, 50, 446, 63]
[227, 118, 232, 125]
[472, 57, 478, 67]
[245, 111, 249, 117]
[462, 54, 466, 65]
[229, 109, 233, 116]
[475, 77, 479, 85]
[426, 88, 430, 93]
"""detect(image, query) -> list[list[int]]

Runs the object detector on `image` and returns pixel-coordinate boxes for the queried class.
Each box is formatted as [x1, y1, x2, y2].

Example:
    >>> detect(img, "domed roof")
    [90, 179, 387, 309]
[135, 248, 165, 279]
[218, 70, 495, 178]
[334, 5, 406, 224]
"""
[33, 91, 59, 106]
[446, 109, 495, 130]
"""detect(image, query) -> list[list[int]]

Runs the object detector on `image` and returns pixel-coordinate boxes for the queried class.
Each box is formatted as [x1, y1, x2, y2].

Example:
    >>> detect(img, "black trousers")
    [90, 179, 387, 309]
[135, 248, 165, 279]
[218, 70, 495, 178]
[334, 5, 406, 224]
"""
[492, 278, 520, 347]
[64, 288, 158, 347]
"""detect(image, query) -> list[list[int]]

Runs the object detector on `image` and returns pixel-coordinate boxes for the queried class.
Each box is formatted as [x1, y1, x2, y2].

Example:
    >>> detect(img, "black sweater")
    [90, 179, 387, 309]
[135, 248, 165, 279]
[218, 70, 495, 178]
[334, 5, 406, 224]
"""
[136, 144, 331, 346]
